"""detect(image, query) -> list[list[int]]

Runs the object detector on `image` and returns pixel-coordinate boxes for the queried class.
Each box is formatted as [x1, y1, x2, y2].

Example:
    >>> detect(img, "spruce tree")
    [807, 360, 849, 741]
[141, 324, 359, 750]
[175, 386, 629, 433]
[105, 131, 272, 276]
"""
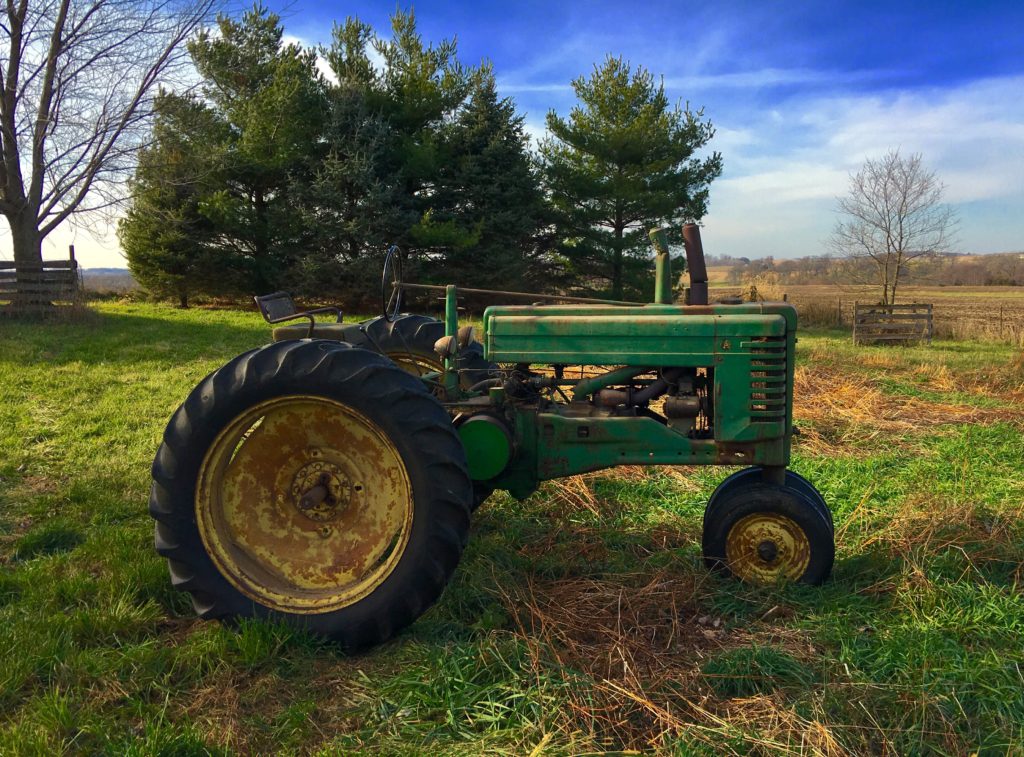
[540, 56, 722, 300]
[426, 68, 551, 292]
[120, 93, 225, 307]
[186, 5, 326, 294]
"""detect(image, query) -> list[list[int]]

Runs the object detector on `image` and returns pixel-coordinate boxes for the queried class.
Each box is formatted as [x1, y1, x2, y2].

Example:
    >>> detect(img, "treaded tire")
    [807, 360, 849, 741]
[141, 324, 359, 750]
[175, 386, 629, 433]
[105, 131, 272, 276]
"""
[149, 339, 473, 649]
[702, 483, 834, 586]
[359, 314, 494, 390]
[705, 467, 833, 531]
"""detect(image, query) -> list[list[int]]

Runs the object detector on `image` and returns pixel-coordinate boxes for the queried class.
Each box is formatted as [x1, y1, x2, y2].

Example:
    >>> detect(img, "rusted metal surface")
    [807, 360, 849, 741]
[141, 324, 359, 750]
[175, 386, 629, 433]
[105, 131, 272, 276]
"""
[681, 223, 709, 306]
[724, 513, 810, 584]
[195, 395, 413, 614]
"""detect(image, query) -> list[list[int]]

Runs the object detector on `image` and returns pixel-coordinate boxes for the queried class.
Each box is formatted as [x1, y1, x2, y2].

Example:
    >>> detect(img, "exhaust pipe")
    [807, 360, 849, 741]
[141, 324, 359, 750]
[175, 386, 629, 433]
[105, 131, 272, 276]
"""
[682, 223, 709, 306]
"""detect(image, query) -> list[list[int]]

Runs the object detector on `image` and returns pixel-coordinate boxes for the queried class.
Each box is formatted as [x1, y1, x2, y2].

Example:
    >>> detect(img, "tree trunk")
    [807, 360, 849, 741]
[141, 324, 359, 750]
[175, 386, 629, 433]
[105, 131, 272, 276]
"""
[178, 289, 189, 308]
[879, 257, 891, 306]
[7, 211, 49, 308]
[890, 252, 903, 305]
[612, 215, 624, 301]
[253, 188, 268, 293]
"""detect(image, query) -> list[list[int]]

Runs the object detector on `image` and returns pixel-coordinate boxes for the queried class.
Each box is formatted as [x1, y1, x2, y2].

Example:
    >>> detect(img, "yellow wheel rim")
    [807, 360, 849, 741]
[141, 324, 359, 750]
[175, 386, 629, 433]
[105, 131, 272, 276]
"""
[386, 351, 442, 378]
[725, 513, 811, 584]
[195, 395, 413, 614]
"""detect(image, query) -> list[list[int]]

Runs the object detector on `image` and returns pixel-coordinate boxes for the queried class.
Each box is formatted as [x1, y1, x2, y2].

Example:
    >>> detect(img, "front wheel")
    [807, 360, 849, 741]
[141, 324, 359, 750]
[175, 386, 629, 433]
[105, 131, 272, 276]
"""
[702, 483, 834, 586]
[149, 339, 473, 648]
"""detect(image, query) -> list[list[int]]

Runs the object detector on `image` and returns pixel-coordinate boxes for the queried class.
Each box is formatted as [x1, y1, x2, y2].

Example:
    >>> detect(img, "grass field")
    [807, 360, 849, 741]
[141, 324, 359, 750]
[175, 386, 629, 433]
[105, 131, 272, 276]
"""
[1, 302, 1023, 755]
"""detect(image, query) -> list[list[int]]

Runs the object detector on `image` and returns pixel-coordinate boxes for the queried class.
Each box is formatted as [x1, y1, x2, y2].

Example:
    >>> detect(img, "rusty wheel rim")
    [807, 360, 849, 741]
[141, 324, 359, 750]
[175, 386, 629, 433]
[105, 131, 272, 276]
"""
[725, 513, 810, 584]
[196, 395, 413, 614]
[386, 351, 442, 378]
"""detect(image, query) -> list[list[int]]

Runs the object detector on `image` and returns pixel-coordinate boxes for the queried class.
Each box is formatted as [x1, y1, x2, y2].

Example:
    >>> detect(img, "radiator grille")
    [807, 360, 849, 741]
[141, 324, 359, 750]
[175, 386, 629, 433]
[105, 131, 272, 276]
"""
[749, 336, 787, 424]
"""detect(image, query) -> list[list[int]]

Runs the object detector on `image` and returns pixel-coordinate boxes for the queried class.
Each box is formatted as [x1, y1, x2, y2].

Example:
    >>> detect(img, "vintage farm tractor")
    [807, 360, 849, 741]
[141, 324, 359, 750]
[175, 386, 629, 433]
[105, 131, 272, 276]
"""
[149, 225, 834, 648]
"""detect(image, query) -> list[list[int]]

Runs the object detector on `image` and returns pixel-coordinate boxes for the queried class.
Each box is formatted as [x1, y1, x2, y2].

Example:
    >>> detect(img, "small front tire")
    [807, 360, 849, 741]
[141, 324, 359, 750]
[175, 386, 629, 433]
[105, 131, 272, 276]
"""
[702, 483, 834, 586]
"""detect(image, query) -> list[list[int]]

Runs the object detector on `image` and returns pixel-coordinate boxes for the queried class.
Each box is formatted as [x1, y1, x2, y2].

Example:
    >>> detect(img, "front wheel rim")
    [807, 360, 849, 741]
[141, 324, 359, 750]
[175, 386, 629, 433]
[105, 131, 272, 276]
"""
[195, 395, 414, 614]
[724, 513, 811, 584]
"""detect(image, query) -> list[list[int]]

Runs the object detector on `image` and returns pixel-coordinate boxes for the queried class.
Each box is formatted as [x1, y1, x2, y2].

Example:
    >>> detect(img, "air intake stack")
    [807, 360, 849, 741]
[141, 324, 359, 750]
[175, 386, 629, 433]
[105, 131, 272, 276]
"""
[682, 223, 709, 306]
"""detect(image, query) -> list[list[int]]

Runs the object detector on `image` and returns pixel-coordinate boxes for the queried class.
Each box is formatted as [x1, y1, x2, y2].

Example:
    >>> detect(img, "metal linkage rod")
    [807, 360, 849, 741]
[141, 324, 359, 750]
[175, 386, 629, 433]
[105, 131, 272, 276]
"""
[396, 281, 642, 307]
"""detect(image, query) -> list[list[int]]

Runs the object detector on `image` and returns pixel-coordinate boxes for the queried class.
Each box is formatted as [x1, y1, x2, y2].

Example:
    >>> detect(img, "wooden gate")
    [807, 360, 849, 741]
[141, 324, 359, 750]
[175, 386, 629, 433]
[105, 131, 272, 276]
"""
[0, 247, 80, 312]
[853, 303, 933, 345]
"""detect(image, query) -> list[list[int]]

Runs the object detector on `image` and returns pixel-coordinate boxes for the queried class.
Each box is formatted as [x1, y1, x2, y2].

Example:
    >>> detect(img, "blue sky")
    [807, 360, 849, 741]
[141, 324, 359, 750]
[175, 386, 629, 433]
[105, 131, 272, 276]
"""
[11, 0, 1024, 266]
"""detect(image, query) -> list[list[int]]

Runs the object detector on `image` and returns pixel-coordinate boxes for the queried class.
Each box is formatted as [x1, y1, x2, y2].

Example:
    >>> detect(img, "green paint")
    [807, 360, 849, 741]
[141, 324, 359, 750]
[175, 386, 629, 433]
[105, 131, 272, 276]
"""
[458, 416, 513, 480]
[461, 301, 798, 498]
[650, 228, 673, 305]
[444, 284, 459, 392]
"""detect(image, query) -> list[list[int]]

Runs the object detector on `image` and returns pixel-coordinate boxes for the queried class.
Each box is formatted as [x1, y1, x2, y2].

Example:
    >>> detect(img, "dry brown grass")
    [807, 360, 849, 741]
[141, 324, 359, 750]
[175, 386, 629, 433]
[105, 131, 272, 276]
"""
[792, 359, 1024, 455]
[495, 569, 850, 754]
[851, 494, 1024, 579]
[777, 284, 1024, 347]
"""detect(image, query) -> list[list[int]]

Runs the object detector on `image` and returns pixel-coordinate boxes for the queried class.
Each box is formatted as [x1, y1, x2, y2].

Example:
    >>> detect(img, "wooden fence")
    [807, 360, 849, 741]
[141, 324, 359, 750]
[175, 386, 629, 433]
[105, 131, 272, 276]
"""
[0, 246, 81, 312]
[853, 302, 933, 345]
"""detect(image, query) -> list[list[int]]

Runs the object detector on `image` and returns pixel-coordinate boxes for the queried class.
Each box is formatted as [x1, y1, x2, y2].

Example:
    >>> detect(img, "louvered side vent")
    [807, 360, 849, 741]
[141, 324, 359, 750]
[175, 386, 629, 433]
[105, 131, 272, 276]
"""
[750, 336, 788, 424]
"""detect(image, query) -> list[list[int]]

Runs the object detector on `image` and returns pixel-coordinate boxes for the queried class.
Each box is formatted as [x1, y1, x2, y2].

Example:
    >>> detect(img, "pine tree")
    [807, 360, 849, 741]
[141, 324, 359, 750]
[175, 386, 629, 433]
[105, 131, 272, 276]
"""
[186, 5, 327, 294]
[122, 6, 327, 299]
[425, 68, 551, 292]
[120, 93, 226, 307]
[540, 56, 722, 300]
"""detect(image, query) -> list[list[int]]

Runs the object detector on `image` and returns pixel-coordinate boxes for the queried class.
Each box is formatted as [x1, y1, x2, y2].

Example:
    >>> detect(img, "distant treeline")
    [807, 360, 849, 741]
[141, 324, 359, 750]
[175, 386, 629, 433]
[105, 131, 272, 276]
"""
[727, 252, 1024, 288]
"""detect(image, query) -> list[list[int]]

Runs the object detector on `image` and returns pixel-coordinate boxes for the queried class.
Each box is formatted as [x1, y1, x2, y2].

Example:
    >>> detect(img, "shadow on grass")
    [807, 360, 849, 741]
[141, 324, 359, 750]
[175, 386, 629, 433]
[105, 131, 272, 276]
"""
[0, 307, 269, 368]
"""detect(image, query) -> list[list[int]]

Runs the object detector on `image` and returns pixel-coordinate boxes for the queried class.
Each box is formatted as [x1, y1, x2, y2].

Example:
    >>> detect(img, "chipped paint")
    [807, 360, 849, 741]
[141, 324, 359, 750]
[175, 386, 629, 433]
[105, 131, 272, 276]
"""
[724, 513, 810, 584]
[195, 396, 412, 614]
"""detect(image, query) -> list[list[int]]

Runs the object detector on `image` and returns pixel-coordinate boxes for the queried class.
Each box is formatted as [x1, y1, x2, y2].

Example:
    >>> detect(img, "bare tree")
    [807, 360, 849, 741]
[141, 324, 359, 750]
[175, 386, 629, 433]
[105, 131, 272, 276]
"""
[0, 0, 216, 299]
[831, 149, 957, 305]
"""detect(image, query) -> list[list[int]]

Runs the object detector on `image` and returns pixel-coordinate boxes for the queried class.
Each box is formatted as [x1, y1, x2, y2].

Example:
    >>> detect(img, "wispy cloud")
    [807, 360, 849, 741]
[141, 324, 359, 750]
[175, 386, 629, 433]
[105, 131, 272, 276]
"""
[705, 75, 1024, 257]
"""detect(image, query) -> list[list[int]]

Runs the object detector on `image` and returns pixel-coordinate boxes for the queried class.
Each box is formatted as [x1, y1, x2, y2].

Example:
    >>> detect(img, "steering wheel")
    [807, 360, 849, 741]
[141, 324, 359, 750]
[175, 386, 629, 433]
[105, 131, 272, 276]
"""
[381, 245, 404, 322]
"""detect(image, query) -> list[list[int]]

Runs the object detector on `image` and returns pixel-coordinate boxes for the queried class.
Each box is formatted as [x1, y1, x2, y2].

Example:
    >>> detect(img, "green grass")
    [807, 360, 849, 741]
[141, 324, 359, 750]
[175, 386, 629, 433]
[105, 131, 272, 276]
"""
[1, 302, 1023, 754]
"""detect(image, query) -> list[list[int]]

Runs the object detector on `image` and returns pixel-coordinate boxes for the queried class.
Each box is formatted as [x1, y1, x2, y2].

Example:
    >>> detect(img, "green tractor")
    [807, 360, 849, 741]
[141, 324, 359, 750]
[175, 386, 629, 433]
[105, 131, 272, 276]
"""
[150, 225, 833, 648]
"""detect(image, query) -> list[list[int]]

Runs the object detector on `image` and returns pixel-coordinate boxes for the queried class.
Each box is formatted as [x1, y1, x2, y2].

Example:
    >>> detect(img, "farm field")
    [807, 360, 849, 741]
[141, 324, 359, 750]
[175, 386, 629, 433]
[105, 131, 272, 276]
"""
[1, 302, 1024, 754]
[710, 283, 1024, 345]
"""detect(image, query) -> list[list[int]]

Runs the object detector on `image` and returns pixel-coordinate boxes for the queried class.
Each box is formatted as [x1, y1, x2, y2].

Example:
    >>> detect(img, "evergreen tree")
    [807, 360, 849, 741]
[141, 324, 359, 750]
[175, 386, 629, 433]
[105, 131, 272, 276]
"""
[325, 10, 475, 253]
[122, 5, 327, 299]
[120, 93, 226, 307]
[318, 14, 552, 303]
[426, 68, 551, 292]
[540, 56, 722, 300]
[187, 5, 327, 294]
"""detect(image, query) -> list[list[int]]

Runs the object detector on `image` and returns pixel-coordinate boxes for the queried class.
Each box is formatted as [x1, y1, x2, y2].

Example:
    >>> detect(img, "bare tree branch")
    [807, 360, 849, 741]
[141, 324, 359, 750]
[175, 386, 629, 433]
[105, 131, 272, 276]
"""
[0, 0, 218, 280]
[830, 149, 958, 304]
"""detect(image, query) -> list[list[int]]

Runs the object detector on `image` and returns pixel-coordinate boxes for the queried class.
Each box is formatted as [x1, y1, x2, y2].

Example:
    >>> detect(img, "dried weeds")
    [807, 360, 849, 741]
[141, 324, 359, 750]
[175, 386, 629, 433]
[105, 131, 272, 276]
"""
[496, 569, 833, 753]
[793, 362, 1024, 455]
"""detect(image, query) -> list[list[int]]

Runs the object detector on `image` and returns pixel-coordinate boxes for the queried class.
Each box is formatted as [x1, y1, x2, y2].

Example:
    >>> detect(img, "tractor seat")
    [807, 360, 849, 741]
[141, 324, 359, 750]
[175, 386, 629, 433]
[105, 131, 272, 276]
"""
[255, 291, 362, 343]
[271, 321, 364, 342]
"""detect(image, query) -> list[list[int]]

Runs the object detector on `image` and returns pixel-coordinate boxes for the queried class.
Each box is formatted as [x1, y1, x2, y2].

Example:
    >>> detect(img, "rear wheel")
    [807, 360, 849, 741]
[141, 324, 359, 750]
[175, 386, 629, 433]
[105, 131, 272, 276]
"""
[702, 482, 834, 586]
[150, 339, 473, 648]
[360, 314, 494, 390]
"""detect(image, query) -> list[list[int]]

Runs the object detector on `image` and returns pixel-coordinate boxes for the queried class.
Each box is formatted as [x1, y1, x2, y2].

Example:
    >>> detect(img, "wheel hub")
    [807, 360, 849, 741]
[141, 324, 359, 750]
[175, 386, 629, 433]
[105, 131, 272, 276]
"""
[290, 459, 352, 522]
[195, 395, 414, 614]
[725, 513, 811, 584]
[756, 539, 778, 563]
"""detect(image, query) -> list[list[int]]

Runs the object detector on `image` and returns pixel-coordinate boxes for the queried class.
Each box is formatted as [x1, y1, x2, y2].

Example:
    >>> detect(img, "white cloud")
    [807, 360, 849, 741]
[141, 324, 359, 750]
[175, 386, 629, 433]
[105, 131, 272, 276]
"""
[704, 75, 1024, 257]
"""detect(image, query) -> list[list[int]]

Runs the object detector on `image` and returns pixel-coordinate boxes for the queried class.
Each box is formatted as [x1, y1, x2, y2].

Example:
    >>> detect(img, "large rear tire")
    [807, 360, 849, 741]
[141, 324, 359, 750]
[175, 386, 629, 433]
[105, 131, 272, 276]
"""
[150, 339, 473, 649]
[360, 314, 494, 390]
